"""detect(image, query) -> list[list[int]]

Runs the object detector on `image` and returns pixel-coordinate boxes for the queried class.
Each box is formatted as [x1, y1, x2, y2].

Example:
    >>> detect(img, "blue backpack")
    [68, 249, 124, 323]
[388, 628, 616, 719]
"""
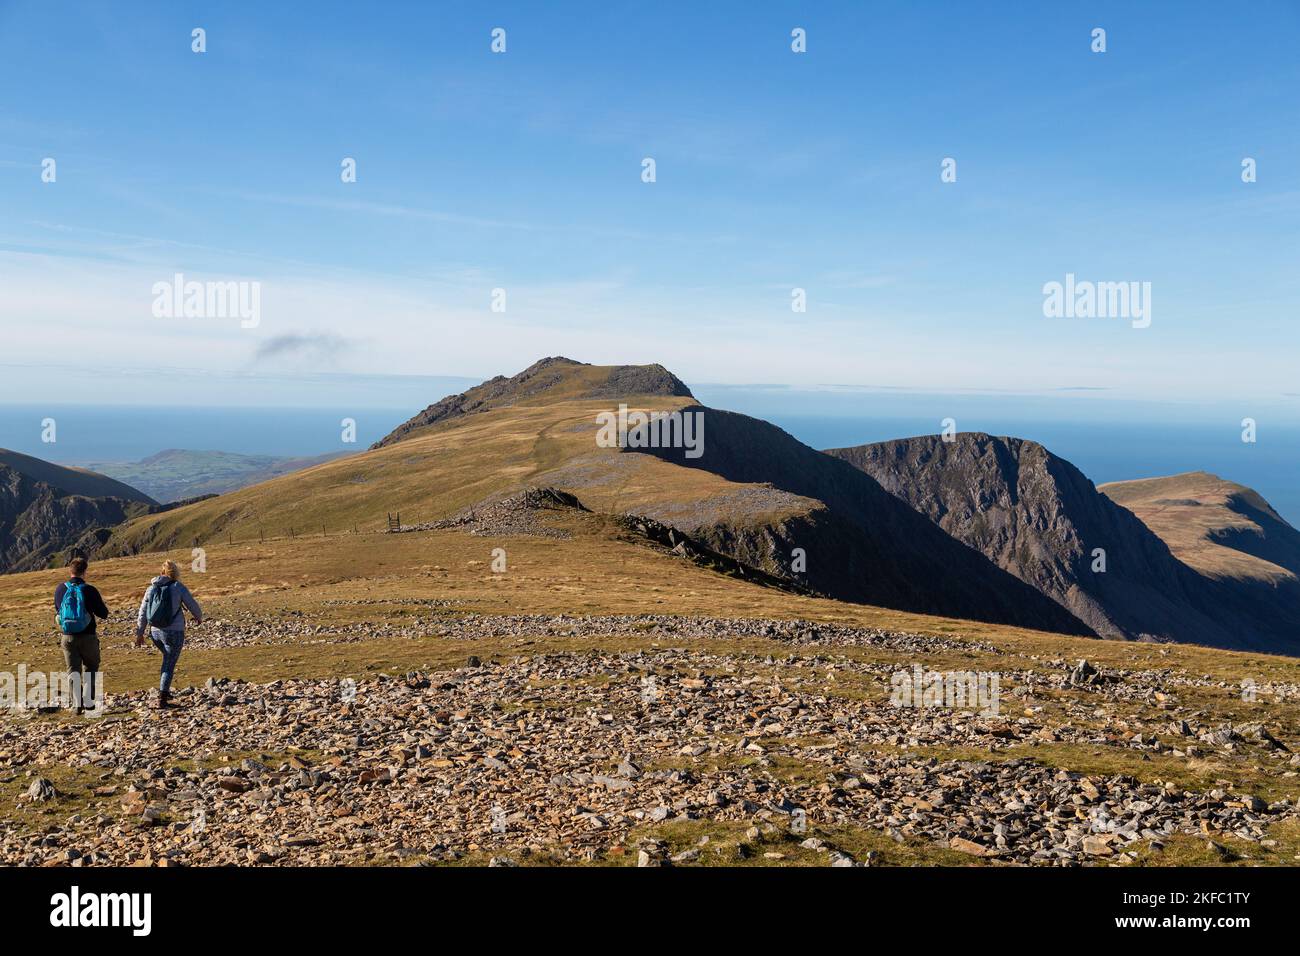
[57, 582, 92, 635]
[145, 579, 177, 629]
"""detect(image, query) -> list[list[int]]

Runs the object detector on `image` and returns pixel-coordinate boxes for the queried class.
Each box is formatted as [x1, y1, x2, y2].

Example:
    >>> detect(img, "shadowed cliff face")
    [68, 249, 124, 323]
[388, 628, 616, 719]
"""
[625, 408, 1095, 637]
[0, 465, 151, 573]
[827, 435, 1300, 653]
[1210, 498, 1300, 581]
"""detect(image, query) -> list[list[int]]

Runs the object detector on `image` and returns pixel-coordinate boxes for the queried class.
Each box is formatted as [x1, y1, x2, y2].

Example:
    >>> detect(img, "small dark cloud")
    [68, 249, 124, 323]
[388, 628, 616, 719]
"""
[254, 332, 352, 363]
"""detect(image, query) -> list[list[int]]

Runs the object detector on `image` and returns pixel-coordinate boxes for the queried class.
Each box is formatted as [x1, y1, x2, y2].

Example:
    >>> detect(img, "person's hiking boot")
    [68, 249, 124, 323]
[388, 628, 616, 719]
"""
[157, 690, 173, 709]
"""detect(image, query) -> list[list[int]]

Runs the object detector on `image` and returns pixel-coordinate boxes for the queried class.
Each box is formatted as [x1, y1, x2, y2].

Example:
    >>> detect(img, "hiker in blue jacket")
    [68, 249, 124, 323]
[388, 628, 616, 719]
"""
[54, 556, 109, 713]
[134, 560, 203, 708]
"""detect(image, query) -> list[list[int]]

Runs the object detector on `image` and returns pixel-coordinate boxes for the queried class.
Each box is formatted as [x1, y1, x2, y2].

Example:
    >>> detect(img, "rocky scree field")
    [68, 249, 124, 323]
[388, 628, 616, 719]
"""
[2, 515, 1300, 868]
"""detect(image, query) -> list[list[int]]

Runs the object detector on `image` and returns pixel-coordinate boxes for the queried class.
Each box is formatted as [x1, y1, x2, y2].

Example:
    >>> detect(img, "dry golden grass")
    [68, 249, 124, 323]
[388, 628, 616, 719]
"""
[1100, 471, 1297, 584]
[0, 517, 1075, 686]
[7, 515, 1300, 693]
[102, 393, 756, 554]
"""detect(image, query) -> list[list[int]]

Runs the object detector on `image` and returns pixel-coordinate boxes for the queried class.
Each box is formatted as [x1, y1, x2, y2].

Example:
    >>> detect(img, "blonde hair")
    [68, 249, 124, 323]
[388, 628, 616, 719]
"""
[161, 560, 180, 581]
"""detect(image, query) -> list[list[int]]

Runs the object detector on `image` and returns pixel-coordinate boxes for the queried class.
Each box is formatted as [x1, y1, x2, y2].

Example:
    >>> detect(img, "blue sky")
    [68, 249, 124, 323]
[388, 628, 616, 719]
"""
[2, 1, 1299, 412]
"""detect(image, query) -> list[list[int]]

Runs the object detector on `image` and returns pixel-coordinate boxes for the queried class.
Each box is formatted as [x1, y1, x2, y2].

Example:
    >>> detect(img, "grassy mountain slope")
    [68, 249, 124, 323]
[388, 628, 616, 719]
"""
[1100, 472, 1300, 651]
[1100, 471, 1300, 585]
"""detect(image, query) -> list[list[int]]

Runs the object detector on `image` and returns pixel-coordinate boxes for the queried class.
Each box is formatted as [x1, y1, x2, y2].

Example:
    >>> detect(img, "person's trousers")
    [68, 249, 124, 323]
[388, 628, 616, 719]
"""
[150, 629, 185, 694]
[59, 632, 100, 708]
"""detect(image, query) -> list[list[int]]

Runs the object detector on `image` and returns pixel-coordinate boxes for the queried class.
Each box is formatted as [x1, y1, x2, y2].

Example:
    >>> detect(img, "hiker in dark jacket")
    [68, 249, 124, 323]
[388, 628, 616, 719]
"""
[54, 556, 109, 713]
[134, 560, 202, 708]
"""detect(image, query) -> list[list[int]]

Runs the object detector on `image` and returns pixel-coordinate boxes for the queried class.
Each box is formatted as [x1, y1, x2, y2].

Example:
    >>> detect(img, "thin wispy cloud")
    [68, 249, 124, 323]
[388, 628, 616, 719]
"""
[226, 191, 541, 233]
[218, 189, 739, 245]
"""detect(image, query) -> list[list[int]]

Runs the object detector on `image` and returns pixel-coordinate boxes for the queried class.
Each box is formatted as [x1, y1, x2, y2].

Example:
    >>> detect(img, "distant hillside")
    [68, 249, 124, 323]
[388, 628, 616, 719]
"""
[1100, 473, 1300, 652]
[0, 452, 156, 574]
[1100, 471, 1300, 585]
[827, 435, 1300, 653]
[82, 449, 349, 503]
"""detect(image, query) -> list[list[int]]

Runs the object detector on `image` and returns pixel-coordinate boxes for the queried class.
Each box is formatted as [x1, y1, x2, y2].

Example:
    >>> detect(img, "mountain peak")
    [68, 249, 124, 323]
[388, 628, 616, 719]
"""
[372, 357, 693, 449]
[518, 355, 584, 371]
